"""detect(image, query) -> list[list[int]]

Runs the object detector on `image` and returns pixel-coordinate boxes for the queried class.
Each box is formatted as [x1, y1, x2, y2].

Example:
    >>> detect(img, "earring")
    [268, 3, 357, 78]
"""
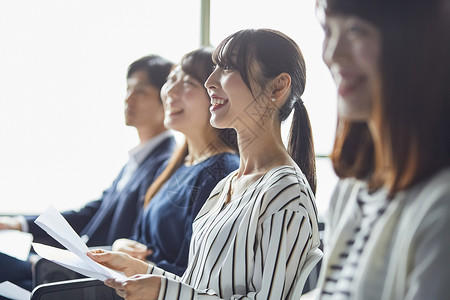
[271, 97, 276, 102]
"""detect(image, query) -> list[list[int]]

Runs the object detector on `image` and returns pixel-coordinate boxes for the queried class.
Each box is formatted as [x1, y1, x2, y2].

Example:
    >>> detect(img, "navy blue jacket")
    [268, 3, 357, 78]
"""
[133, 152, 240, 276]
[26, 136, 175, 247]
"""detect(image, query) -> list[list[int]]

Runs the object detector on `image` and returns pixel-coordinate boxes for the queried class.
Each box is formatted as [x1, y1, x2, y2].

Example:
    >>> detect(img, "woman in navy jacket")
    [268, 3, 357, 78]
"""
[110, 47, 239, 276]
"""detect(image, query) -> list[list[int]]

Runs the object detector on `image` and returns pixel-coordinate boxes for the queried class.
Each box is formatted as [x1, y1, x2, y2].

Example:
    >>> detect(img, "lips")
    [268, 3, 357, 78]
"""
[331, 67, 366, 98]
[165, 107, 183, 116]
[210, 96, 228, 111]
[337, 76, 366, 97]
[125, 107, 135, 116]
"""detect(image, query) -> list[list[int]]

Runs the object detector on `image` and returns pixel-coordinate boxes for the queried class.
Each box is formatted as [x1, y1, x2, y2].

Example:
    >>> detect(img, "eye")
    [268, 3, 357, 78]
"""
[134, 88, 147, 95]
[346, 18, 373, 38]
[322, 23, 331, 38]
[349, 24, 367, 36]
[182, 75, 200, 88]
[223, 64, 234, 71]
[183, 80, 195, 87]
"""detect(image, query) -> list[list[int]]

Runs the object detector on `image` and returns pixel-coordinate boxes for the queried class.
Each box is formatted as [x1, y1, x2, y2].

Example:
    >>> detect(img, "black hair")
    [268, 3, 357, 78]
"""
[212, 29, 316, 194]
[127, 55, 174, 92]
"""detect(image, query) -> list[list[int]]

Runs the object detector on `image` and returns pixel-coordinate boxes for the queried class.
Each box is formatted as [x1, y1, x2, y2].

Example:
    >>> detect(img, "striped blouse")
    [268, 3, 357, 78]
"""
[148, 165, 320, 299]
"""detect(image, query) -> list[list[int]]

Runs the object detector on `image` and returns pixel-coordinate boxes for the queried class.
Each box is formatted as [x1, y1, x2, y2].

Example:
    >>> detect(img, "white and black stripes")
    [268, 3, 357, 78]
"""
[321, 188, 388, 300]
[149, 165, 320, 299]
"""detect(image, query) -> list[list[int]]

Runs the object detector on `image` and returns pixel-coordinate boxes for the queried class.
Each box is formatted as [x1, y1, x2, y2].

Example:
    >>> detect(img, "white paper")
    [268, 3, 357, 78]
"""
[0, 230, 33, 261]
[0, 281, 31, 300]
[32, 243, 126, 281]
[34, 205, 90, 259]
[33, 206, 126, 281]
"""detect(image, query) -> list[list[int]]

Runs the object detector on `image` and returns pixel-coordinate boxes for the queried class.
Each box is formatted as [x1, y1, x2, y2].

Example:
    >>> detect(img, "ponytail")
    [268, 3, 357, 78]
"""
[287, 100, 317, 195]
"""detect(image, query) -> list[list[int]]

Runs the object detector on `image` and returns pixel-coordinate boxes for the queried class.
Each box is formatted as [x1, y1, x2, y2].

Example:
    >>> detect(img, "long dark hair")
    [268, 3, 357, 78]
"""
[322, 0, 450, 194]
[212, 29, 316, 195]
[144, 48, 238, 206]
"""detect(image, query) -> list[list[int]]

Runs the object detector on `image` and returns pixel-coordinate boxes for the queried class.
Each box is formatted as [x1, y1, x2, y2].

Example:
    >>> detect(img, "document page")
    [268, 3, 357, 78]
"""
[33, 205, 126, 281]
[0, 230, 33, 261]
[0, 281, 30, 300]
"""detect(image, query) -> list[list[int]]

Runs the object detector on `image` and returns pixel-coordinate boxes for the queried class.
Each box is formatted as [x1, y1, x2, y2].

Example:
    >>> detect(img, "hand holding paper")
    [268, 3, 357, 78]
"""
[33, 206, 126, 281]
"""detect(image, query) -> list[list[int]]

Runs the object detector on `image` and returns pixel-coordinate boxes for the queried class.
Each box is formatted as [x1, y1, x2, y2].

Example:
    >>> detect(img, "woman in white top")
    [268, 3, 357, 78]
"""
[314, 0, 450, 299]
[88, 29, 321, 299]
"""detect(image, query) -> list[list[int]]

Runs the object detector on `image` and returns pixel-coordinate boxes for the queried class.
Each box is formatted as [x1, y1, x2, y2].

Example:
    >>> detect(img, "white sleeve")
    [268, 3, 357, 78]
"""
[406, 194, 450, 300]
[17, 215, 28, 232]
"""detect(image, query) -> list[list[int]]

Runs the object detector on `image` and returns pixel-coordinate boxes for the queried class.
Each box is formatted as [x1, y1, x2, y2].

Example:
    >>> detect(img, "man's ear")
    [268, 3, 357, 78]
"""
[270, 73, 291, 105]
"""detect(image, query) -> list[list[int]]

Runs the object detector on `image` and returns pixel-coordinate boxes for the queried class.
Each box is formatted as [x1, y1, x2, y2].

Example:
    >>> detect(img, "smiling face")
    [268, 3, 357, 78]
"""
[320, 10, 381, 121]
[204, 43, 277, 134]
[125, 70, 164, 130]
[204, 62, 259, 129]
[161, 65, 212, 135]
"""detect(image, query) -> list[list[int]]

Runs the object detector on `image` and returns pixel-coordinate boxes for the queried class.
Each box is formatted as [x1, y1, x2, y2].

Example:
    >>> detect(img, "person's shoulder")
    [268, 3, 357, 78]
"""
[404, 167, 450, 210]
[202, 152, 239, 173]
[255, 166, 315, 215]
[208, 152, 239, 164]
[262, 165, 310, 193]
[424, 167, 450, 194]
[333, 177, 361, 199]
[191, 153, 238, 187]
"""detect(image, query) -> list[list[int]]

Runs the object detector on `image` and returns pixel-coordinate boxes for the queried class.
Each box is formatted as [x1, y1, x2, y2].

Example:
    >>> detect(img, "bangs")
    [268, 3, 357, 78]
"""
[323, 0, 381, 25]
[212, 29, 257, 93]
[180, 47, 214, 84]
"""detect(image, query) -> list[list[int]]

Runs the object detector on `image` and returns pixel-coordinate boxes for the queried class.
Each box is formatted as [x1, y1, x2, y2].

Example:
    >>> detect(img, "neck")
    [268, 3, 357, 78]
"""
[136, 124, 168, 144]
[185, 129, 234, 166]
[236, 122, 293, 177]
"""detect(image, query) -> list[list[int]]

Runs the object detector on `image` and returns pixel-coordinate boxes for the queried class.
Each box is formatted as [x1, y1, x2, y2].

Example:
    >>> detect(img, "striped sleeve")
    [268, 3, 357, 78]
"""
[157, 208, 312, 300]
[146, 264, 181, 281]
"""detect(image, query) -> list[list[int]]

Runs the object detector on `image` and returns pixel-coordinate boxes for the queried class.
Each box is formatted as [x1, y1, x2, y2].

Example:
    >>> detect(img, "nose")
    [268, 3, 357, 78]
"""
[163, 81, 180, 108]
[204, 67, 219, 91]
[166, 80, 181, 97]
[160, 82, 169, 100]
[322, 32, 347, 67]
[124, 90, 134, 104]
[163, 94, 173, 108]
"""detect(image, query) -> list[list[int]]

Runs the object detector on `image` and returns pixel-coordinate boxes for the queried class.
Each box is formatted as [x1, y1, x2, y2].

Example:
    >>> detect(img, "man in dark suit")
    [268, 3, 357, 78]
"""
[0, 55, 175, 291]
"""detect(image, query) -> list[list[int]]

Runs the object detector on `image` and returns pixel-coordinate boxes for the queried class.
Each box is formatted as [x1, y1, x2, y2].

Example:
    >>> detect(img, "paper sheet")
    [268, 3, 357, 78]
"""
[33, 206, 126, 281]
[0, 230, 33, 261]
[32, 243, 125, 281]
[0, 281, 31, 300]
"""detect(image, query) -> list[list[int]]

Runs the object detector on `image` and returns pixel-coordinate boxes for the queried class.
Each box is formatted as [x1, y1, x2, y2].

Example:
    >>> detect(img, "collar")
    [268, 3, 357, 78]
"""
[128, 131, 173, 166]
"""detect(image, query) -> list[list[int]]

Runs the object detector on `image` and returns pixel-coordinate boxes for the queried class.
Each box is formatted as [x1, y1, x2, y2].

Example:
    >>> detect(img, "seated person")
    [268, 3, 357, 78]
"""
[312, 1, 450, 299]
[0, 54, 175, 290]
[111, 47, 240, 276]
[89, 28, 321, 299]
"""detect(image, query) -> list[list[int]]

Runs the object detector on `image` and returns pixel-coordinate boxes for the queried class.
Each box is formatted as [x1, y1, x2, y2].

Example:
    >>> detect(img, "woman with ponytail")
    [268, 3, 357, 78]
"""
[89, 29, 320, 300]
[110, 47, 239, 276]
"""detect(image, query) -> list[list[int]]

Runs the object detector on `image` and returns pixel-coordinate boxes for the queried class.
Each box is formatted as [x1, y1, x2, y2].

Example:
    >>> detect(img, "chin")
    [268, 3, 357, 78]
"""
[338, 108, 371, 122]
[209, 117, 227, 129]
[338, 96, 372, 121]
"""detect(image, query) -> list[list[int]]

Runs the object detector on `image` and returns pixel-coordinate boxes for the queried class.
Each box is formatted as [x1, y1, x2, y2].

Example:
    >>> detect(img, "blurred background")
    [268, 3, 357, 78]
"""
[0, 0, 337, 218]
